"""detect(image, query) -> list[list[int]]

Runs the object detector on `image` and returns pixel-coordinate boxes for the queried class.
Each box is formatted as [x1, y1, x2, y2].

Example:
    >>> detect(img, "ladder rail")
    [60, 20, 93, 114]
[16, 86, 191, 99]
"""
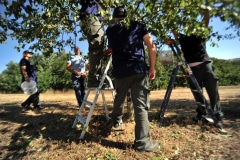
[72, 55, 115, 139]
[96, 56, 113, 90]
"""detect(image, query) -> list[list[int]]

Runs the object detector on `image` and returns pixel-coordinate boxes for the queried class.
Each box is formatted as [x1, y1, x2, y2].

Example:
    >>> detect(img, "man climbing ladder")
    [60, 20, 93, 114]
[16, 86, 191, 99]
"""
[159, 39, 223, 130]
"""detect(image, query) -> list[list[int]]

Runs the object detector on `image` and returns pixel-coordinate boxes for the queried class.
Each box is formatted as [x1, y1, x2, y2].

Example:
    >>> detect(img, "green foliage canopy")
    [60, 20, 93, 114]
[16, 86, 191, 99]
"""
[0, 0, 239, 93]
[0, 0, 239, 52]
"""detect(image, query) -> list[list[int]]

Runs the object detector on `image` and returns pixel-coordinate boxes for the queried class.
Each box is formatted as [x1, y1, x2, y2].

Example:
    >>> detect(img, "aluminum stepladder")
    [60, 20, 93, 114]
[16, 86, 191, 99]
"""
[72, 55, 115, 139]
[158, 39, 223, 129]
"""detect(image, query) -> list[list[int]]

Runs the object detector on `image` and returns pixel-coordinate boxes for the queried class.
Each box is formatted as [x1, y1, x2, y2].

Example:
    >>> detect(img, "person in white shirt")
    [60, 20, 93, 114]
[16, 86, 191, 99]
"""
[66, 46, 89, 107]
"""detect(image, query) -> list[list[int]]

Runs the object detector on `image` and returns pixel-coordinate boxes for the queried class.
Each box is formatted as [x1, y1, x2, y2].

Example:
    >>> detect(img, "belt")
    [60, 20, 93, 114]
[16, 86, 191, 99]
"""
[190, 61, 211, 68]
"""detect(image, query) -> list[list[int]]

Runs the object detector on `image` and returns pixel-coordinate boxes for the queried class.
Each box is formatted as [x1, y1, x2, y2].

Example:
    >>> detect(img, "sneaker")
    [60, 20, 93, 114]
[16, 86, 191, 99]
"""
[113, 121, 121, 128]
[100, 120, 113, 137]
[113, 119, 125, 130]
[21, 103, 31, 111]
[193, 114, 213, 123]
[214, 114, 223, 128]
[216, 121, 223, 130]
[136, 141, 159, 152]
[202, 115, 214, 123]
[100, 119, 124, 136]
[101, 119, 122, 129]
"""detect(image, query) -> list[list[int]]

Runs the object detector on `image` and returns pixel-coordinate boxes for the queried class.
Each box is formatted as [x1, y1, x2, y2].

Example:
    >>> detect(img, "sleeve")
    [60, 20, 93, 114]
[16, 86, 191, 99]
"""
[67, 56, 73, 64]
[141, 22, 149, 37]
[20, 59, 26, 67]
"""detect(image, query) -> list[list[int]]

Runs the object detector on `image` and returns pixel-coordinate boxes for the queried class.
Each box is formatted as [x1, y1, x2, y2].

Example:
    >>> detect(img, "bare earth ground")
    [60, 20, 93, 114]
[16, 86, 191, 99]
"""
[0, 86, 239, 160]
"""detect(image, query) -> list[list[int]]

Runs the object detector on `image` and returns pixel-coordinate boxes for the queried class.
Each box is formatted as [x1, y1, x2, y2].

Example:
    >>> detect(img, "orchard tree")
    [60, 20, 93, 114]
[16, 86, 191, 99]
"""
[0, 0, 239, 53]
[0, 61, 21, 93]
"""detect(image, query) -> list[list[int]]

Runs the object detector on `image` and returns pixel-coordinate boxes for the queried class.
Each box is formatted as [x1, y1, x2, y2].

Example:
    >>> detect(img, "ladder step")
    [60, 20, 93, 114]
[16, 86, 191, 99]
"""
[101, 87, 115, 90]
[191, 89, 202, 93]
[88, 87, 115, 90]
[76, 115, 87, 124]
[83, 100, 93, 107]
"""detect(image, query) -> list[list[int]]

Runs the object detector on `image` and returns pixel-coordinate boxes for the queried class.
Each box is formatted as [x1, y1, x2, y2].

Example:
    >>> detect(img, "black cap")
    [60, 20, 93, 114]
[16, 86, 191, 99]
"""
[23, 50, 33, 54]
[113, 6, 127, 18]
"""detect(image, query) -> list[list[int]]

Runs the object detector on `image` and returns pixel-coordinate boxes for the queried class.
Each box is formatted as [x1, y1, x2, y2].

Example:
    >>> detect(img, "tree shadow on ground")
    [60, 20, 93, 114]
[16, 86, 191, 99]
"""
[0, 102, 76, 159]
[0, 97, 239, 159]
[73, 97, 240, 149]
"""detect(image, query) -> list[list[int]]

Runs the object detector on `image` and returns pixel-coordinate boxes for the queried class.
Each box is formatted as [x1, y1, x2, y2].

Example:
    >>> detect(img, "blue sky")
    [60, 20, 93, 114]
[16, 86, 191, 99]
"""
[0, 17, 239, 74]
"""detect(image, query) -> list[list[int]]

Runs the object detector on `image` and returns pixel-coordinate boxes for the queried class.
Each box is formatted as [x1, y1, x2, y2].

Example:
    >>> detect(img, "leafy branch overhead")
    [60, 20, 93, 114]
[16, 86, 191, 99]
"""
[0, 0, 239, 53]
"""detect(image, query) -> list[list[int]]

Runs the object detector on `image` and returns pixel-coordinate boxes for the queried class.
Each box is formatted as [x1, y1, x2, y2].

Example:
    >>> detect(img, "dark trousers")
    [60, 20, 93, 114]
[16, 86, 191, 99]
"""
[71, 75, 86, 107]
[22, 91, 41, 108]
[189, 62, 223, 117]
[111, 74, 152, 150]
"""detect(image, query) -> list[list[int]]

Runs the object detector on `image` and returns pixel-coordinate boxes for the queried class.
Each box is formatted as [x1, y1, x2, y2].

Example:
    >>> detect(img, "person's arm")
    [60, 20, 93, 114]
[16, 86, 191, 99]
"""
[66, 63, 81, 76]
[21, 65, 30, 82]
[81, 63, 90, 78]
[143, 33, 156, 82]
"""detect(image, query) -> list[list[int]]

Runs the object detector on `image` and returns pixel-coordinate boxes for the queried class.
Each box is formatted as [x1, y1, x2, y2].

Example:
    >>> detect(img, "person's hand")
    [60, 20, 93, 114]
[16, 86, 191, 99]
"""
[73, 71, 81, 77]
[25, 76, 30, 82]
[148, 69, 155, 82]
[81, 72, 87, 78]
[186, 66, 192, 75]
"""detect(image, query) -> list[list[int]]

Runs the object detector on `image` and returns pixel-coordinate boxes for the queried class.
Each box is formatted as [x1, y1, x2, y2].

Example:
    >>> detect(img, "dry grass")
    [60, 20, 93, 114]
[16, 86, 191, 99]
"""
[0, 86, 239, 160]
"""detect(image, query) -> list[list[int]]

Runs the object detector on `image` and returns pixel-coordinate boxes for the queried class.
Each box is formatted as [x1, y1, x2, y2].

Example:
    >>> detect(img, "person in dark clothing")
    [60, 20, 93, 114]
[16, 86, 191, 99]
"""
[66, 46, 89, 107]
[173, 10, 223, 126]
[20, 50, 43, 110]
[79, 0, 105, 87]
[105, 6, 159, 152]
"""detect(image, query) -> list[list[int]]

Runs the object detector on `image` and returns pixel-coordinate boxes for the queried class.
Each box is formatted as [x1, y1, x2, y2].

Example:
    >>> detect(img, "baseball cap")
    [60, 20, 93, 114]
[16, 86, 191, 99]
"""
[113, 6, 127, 18]
[23, 50, 33, 54]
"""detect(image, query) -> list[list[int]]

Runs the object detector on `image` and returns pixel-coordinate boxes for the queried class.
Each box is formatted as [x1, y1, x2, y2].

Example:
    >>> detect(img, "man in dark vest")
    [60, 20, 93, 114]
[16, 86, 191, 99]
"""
[105, 6, 159, 152]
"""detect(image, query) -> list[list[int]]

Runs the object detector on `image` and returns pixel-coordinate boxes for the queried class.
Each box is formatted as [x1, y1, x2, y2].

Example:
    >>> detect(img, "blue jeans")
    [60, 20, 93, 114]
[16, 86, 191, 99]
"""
[71, 75, 86, 107]
[111, 73, 152, 150]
